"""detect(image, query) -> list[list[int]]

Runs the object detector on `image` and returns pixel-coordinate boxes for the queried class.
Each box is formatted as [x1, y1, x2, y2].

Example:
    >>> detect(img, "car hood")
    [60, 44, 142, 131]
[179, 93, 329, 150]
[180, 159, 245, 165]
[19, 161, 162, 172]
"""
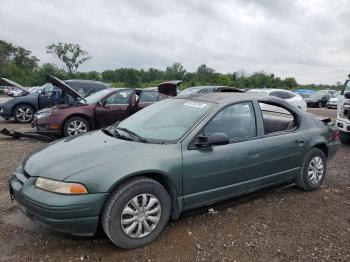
[22, 130, 161, 181]
[47, 75, 86, 102]
[1, 78, 29, 94]
[158, 80, 182, 96]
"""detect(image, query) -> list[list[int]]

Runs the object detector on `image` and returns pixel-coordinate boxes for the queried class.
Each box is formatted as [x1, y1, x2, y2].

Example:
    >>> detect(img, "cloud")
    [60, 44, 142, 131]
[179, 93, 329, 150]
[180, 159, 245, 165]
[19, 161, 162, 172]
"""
[0, 0, 349, 84]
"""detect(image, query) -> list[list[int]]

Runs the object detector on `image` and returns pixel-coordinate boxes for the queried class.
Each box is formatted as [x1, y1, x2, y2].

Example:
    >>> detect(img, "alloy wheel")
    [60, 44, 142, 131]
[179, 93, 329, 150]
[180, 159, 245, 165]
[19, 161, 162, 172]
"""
[307, 156, 324, 184]
[121, 194, 161, 238]
[16, 106, 33, 122]
[67, 120, 88, 136]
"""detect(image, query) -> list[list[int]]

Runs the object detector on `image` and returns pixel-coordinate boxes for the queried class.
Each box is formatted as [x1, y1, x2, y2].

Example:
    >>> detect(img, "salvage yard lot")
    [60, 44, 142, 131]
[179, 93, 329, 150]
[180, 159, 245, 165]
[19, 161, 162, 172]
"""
[0, 108, 349, 261]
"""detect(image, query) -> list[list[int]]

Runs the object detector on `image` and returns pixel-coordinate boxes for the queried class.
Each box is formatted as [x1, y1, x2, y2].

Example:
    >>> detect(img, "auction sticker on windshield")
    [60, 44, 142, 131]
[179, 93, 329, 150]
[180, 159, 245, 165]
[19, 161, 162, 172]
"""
[183, 102, 207, 108]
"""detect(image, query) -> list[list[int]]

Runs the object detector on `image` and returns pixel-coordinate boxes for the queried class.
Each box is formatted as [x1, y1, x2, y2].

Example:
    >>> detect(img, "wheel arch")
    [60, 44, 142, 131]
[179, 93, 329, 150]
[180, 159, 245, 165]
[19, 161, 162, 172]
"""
[62, 113, 93, 133]
[106, 172, 181, 220]
[12, 102, 36, 116]
[312, 143, 328, 157]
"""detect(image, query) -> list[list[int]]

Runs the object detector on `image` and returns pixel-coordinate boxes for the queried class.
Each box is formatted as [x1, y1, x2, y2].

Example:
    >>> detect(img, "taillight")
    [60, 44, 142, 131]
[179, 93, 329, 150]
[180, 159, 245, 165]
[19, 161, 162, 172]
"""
[335, 129, 340, 141]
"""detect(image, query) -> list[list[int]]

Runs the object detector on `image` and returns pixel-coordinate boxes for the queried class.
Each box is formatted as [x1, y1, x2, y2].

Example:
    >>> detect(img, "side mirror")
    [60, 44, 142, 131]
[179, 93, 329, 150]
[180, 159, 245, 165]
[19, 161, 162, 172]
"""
[345, 92, 350, 99]
[195, 133, 229, 147]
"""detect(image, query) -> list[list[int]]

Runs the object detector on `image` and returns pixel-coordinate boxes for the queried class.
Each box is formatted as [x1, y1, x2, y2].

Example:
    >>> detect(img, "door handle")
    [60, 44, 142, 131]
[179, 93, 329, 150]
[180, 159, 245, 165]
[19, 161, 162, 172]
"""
[248, 151, 260, 158]
[295, 139, 304, 146]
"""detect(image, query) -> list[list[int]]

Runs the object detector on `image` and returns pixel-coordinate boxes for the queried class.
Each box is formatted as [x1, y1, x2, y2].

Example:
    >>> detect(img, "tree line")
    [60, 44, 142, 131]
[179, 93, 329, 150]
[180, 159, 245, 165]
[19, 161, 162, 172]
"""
[0, 40, 340, 90]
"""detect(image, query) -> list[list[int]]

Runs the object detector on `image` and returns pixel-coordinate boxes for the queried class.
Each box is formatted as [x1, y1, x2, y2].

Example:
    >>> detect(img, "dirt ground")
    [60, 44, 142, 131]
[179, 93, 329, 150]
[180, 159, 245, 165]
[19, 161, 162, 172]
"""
[0, 107, 349, 262]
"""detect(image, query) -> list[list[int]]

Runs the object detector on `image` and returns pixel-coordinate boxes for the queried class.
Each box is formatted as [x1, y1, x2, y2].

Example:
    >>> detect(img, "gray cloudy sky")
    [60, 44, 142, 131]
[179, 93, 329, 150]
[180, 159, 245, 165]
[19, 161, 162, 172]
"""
[0, 0, 349, 84]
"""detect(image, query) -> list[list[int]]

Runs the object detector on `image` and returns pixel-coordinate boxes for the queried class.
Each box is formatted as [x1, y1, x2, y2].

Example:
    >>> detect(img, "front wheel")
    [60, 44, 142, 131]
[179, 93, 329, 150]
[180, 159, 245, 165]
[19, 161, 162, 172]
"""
[63, 116, 90, 137]
[13, 104, 35, 123]
[101, 177, 171, 249]
[296, 148, 326, 191]
[339, 131, 350, 144]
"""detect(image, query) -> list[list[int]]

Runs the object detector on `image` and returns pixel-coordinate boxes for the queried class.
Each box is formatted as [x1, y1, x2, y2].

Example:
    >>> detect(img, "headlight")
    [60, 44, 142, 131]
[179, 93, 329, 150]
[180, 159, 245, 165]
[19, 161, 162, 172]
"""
[35, 177, 88, 194]
[35, 111, 53, 119]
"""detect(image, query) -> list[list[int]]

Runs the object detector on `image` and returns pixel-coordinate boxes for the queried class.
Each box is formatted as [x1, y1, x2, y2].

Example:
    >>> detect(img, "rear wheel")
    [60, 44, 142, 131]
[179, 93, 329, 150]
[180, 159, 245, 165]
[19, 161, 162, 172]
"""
[63, 116, 90, 137]
[13, 104, 35, 123]
[339, 131, 350, 144]
[101, 177, 171, 249]
[296, 148, 326, 191]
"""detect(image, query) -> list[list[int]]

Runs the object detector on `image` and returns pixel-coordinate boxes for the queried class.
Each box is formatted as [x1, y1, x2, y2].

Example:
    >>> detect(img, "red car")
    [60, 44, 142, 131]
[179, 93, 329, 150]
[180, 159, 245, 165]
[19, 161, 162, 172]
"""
[32, 76, 178, 137]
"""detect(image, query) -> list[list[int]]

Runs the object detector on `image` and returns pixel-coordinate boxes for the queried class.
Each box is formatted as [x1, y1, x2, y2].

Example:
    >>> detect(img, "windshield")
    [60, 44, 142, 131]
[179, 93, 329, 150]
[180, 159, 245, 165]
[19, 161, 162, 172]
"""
[309, 91, 327, 99]
[247, 89, 268, 95]
[84, 89, 111, 104]
[117, 99, 215, 143]
[178, 87, 202, 96]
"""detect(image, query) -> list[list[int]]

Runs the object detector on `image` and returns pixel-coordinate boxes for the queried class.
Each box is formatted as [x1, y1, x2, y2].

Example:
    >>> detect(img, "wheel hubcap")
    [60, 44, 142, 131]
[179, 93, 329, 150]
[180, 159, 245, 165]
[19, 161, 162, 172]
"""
[307, 156, 324, 184]
[67, 120, 87, 136]
[16, 107, 32, 122]
[121, 194, 161, 238]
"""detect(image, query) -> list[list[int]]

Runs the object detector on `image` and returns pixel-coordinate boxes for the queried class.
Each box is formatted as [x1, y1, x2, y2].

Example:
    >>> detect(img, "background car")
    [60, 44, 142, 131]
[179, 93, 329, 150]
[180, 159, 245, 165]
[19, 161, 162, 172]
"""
[304, 90, 331, 108]
[10, 92, 339, 249]
[0, 77, 109, 123]
[33, 78, 177, 137]
[327, 91, 340, 109]
[247, 88, 307, 110]
[178, 86, 243, 96]
[294, 89, 315, 98]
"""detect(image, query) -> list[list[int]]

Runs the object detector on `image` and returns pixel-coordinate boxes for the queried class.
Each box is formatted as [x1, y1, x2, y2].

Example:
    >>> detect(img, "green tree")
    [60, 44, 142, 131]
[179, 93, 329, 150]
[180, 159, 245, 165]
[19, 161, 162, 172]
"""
[46, 43, 91, 76]
[164, 63, 187, 80]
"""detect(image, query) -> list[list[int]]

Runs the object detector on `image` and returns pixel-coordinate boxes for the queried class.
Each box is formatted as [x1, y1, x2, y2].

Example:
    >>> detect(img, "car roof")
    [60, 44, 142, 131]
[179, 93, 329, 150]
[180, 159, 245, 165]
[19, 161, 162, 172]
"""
[248, 88, 292, 93]
[173, 92, 266, 104]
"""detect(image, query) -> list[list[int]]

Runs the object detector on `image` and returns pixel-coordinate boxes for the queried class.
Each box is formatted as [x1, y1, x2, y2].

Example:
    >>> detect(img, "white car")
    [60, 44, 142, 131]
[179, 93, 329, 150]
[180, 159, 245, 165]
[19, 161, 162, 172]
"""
[247, 88, 307, 111]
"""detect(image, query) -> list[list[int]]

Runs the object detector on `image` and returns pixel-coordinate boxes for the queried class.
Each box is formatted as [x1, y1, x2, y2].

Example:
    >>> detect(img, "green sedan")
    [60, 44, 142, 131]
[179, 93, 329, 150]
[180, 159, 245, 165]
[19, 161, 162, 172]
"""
[9, 93, 340, 249]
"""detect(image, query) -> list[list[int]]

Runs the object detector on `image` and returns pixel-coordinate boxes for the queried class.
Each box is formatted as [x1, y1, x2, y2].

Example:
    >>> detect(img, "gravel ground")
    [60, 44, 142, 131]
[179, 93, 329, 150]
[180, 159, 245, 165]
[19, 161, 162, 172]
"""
[0, 107, 349, 261]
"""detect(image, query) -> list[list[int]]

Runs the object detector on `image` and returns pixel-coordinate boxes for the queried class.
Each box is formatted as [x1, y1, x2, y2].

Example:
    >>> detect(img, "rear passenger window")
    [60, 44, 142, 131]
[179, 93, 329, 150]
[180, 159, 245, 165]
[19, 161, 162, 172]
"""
[203, 102, 256, 141]
[139, 91, 159, 102]
[259, 102, 297, 134]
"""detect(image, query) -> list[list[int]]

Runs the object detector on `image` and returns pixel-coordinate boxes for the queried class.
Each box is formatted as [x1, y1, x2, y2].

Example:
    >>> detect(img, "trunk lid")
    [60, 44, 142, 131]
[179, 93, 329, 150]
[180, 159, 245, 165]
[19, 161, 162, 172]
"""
[158, 80, 182, 97]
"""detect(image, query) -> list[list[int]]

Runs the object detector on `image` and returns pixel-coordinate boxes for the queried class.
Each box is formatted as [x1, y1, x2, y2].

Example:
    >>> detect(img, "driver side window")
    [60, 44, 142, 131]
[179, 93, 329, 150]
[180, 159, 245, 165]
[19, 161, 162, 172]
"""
[203, 102, 256, 142]
[105, 90, 133, 105]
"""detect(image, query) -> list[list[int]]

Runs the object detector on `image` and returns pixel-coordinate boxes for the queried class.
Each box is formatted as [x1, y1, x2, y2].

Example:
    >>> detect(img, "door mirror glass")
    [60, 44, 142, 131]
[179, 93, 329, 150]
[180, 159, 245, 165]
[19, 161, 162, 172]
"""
[345, 92, 350, 99]
[195, 133, 229, 147]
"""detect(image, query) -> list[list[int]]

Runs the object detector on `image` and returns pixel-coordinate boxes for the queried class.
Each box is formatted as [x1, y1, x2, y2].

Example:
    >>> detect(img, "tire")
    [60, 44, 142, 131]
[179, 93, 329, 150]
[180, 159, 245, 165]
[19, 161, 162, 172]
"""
[296, 148, 326, 191]
[13, 104, 35, 123]
[101, 177, 171, 249]
[339, 131, 350, 145]
[63, 116, 90, 137]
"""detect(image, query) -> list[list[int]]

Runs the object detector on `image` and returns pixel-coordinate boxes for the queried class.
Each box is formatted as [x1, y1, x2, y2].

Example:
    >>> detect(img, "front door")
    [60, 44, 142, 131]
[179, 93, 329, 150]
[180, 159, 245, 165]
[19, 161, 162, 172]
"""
[95, 89, 134, 128]
[182, 102, 266, 209]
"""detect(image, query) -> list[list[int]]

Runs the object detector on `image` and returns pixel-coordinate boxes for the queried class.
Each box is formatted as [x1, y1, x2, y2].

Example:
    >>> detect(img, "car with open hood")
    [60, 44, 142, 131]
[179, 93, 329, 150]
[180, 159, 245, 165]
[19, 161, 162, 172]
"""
[0, 76, 109, 123]
[32, 79, 178, 137]
[10, 92, 339, 249]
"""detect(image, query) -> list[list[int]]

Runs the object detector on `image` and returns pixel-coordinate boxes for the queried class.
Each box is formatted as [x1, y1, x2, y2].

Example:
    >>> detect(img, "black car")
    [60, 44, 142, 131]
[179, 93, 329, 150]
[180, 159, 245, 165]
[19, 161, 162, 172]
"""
[0, 77, 109, 123]
[304, 91, 331, 108]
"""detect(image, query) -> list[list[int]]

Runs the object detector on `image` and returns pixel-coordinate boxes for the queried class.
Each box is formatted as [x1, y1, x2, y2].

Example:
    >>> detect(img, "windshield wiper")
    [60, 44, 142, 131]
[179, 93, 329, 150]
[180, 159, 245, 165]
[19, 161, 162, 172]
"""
[116, 127, 148, 143]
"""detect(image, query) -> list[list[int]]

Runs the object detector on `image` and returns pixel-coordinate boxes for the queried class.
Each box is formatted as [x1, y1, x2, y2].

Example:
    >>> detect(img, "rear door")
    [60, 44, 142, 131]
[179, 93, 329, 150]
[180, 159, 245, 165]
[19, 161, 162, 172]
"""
[94, 89, 134, 128]
[257, 101, 306, 185]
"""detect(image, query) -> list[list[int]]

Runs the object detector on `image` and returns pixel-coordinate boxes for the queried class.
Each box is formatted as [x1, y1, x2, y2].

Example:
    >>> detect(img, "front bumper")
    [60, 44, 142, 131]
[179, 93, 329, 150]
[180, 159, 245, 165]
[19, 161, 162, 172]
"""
[32, 116, 63, 137]
[9, 171, 108, 236]
[336, 119, 350, 133]
[0, 105, 12, 119]
[327, 103, 337, 108]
